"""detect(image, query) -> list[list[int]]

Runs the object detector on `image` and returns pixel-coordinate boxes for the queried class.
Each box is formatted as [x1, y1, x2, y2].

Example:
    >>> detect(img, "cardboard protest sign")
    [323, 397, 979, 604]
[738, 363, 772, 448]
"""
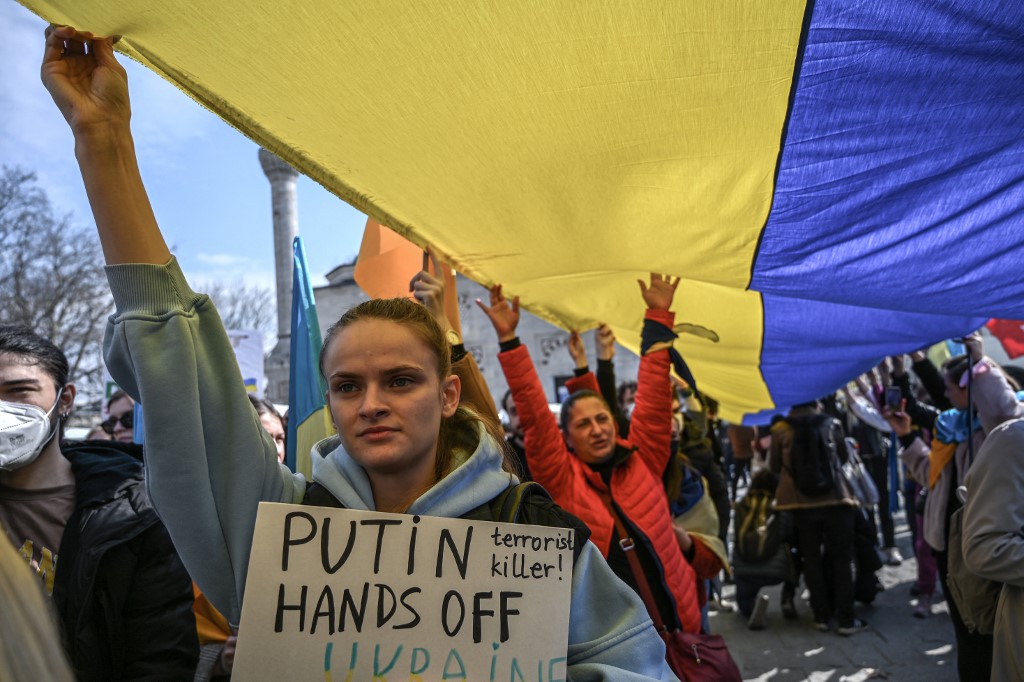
[226, 329, 266, 396]
[232, 503, 574, 681]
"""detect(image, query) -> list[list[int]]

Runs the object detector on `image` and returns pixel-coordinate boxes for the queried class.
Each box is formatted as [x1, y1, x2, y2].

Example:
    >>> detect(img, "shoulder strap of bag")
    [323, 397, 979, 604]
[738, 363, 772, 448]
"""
[303, 481, 344, 507]
[492, 481, 548, 523]
[596, 492, 667, 632]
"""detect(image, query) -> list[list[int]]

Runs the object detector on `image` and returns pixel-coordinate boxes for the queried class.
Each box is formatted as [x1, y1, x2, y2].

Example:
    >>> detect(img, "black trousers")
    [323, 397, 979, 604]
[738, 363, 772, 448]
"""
[936, 548, 994, 682]
[794, 505, 856, 626]
[862, 454, 896, 548]
[729, 458, 751, 501]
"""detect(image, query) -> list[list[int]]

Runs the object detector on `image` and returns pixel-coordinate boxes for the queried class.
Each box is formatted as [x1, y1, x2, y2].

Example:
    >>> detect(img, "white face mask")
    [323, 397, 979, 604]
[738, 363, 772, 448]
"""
[0, 393, 62, 471]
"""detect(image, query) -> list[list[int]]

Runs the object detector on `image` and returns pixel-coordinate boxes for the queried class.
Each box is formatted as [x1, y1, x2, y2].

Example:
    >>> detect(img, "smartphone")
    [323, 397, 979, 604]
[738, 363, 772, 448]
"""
[885, 386, 902, 411]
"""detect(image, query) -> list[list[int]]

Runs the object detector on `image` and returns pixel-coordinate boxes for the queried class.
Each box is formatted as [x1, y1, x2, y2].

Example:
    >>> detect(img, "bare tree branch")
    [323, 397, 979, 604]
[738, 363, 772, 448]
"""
[196, 280, 277, 353]
[0, 167, 278, 402]
[0, 166, 113, 401]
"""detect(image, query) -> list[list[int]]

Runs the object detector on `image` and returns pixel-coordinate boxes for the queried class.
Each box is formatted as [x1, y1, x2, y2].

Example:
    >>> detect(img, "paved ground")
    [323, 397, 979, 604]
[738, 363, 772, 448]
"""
[711, 509, 959, 682]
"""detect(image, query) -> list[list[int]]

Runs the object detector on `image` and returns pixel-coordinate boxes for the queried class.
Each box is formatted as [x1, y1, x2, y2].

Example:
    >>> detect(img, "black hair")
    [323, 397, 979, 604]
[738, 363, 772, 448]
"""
[248, 394, 284, 427]
[106, 389, 133, 411]
[559, 389, 611, 432]
[0, 324, 69, 390]
[501, 389, 514, 413]
[1001, 365, 1024, 393]
[616, 381, 638, 406]
[942, 354, 971, 388]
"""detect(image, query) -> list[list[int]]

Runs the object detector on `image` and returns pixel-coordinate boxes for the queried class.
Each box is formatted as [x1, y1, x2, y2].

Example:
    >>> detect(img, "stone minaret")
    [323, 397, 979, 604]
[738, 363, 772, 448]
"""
[259, 148, 299, 403]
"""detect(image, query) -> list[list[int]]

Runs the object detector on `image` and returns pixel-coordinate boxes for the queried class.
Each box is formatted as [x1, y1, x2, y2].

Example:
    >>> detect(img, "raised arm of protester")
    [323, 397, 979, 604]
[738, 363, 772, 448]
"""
[410, 250, 500, 425]
[629, 274, 680, 477]
[595, 324, 632, 435]
[889, 353, 940, 431]
[476, 284, 578, 493]
[42, 26, 302, 627]
[42, 26, 169, 265]
[909, 349, 952, 411]
[567, 330, 589, 372]
[561, 330, 600, 393]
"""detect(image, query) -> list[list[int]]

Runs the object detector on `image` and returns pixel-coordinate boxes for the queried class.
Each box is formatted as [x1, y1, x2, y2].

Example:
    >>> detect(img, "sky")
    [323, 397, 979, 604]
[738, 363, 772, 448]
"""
[1, 1, 368, 291]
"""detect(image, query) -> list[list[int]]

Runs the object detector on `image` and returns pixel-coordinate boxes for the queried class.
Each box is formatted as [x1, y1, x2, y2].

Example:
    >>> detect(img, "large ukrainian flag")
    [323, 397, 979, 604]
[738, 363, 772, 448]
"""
[23, 1, 1024, 422]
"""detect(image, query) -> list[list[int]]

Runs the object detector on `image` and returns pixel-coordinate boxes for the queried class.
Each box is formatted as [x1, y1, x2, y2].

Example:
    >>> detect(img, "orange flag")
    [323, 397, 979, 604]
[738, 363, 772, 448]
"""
[353, 218, 423, 299]
[353, 219, 459, 322]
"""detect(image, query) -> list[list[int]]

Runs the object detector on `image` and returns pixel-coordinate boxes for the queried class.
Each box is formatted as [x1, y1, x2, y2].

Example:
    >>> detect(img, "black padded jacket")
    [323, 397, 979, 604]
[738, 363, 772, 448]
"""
[54, 441, 198, 681]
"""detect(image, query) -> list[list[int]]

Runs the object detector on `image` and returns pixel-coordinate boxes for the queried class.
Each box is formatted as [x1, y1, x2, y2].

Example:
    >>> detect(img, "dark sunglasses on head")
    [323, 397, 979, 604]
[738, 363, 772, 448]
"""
[100, 412, 134, 434]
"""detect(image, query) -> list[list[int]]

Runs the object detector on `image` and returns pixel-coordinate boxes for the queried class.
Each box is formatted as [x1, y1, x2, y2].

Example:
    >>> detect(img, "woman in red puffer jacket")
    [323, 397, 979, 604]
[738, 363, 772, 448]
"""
[477, 274, 702, 634]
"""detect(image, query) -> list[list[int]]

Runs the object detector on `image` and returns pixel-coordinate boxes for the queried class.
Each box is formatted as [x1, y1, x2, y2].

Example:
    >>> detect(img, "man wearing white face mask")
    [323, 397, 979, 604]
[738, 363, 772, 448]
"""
[0, 324, 198, 680]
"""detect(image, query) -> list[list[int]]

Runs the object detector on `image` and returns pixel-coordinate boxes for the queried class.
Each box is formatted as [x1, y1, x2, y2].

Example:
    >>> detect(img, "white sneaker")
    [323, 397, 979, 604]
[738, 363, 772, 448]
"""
[709, 596, 735, 613]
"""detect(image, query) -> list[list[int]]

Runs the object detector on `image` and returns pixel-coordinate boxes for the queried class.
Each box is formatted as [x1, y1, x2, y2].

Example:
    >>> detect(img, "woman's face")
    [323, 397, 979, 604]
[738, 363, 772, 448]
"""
[107, 396, 135, 443]
[260, 411, 286, 463]
[564, 396, 617, 465]
[322, 319, 460, 487]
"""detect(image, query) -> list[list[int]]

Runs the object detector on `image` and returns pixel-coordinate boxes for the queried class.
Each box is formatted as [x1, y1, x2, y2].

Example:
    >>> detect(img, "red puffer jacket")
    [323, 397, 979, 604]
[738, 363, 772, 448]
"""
[498, 308, 701, 633]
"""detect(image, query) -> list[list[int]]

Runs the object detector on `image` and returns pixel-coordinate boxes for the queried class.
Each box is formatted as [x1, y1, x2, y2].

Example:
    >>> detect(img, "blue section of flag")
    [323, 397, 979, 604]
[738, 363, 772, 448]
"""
[133, 401, 145, 445]
[756, 293, 982, 418]
[287, 236, 327, 471]
[752, 0, 1024, 317]
[747, 0, 1023, 413]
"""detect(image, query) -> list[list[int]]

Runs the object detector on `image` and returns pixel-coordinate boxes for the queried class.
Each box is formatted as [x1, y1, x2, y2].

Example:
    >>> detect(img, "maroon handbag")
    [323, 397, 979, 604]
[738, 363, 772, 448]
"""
[600, 495, 741, 681]
[664, 630, 741, 681]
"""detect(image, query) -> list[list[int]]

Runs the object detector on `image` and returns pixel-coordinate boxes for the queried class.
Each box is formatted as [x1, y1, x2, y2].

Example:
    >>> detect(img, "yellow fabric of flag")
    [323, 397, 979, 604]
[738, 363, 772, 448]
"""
[19, 0, 806, 421]
[294, 407, 333, 481]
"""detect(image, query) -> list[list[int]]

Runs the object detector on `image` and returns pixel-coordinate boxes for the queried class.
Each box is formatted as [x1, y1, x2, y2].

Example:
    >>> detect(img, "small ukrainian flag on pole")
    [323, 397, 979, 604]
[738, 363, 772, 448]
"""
[287, 236, 333, 478]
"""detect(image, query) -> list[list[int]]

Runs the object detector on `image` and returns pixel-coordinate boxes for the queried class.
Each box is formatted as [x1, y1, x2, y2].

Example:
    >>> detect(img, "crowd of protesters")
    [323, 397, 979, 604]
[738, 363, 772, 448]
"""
[0, 24, 1020, 682]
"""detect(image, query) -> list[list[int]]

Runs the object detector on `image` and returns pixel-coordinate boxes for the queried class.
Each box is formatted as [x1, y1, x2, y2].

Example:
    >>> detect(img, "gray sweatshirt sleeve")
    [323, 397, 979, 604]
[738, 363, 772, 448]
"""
[962, 419, 1024, 587]
[103, 257, 307, 625]
[565, 543, 678, 680]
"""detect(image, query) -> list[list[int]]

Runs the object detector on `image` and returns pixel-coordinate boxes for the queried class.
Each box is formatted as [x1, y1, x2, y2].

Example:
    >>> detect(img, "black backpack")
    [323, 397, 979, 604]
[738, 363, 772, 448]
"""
[785, 413, 842, 496]
[303, 480, 590, 565]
